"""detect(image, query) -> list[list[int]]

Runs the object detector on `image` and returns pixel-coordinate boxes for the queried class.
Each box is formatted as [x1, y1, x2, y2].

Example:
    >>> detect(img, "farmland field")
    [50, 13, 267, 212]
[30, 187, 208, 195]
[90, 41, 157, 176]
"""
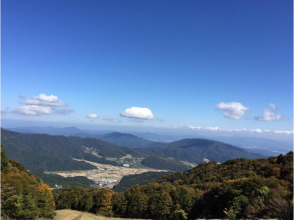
[46, 159, 167, 188]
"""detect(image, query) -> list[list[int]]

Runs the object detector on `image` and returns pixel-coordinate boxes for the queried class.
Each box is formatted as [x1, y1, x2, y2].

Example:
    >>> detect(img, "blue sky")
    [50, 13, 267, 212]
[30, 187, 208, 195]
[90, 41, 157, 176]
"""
[1, 0, 293, 136]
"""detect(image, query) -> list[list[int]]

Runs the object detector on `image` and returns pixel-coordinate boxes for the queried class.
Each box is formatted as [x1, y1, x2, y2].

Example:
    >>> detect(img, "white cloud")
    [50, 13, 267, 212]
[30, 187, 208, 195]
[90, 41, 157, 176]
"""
[87, 114, 98, 119]
[168, 125, 293, 135]
[250, 129, 262, 133]
[188, 126, 202, 130]
[255, 104, 282, 121]
[103, 118, 122, 123]
[216, 102, 248, 120]
[24, 93, 67, 106]
[14, 105, 53, 116]
[205, 127, 222, 131]
[274, 130, 294, 135]
[120, 107, 154, 119]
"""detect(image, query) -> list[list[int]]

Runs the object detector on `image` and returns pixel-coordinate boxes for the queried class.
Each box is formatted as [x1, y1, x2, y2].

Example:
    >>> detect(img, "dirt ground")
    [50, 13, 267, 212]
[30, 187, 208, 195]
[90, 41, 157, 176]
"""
[53, 209, 148, 220]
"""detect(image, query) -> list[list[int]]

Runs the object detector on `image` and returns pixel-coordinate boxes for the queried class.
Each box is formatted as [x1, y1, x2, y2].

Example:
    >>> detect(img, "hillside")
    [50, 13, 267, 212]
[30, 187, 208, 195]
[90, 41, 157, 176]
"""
[32, 171, 95, 188]
[136, 138, 264, 164]
[1, 145, 55, 219]
[141, 156, 191, 171]
[76, 132, 155, 148]
[1, 128, 140, 171]
[55, 152, 293, 219]
[112, 171, 170, 192]
[1, 129, 264, 172]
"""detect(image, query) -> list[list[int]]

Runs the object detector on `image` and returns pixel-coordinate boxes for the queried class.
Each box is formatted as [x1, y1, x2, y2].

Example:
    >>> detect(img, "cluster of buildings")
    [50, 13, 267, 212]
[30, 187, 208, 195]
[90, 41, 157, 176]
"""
[90, 178, 121, 189]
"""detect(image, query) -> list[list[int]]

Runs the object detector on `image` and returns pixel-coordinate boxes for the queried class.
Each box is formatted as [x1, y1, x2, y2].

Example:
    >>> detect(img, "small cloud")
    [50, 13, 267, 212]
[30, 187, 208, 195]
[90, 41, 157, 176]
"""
[216, 102, 249, 120]
[87, 114, 98, 119]
[250, 129, 262, 133]
[254, 104, 283, 121]
[156, 118, 165, 122]
[24, 93, 67, 106]
[120, 107, 154, 119]
[14, 105, 53, 116]
[103, 118, 122, 123]
[18, 95, 26, 99]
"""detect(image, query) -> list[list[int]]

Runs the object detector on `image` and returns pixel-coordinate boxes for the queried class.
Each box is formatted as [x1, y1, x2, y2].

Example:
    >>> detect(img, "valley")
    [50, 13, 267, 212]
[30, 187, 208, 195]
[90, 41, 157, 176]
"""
[46, 159, 167, 189]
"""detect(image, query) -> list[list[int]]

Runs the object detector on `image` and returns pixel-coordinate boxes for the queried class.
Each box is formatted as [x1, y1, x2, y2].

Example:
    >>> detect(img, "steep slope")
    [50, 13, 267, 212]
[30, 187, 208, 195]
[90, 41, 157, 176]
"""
[1, 146, 55, 219]
[136, 138, 264, 164]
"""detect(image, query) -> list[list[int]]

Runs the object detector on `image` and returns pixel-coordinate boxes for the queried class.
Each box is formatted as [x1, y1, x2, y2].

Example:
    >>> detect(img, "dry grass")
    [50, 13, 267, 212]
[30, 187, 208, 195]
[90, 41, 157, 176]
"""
[53, 209, 148, 220]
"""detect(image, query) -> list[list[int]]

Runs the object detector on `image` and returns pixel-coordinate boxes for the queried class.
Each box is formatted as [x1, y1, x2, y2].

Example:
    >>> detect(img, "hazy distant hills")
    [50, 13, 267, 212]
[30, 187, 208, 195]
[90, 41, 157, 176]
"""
[7, 126, 292, 157]
[75, 132, 155, 148]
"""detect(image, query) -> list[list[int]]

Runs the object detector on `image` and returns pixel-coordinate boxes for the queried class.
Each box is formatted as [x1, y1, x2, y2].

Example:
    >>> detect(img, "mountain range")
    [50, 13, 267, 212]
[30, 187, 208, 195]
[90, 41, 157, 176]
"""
[6, 126, 292, 156]
[1, 128, 264, 173]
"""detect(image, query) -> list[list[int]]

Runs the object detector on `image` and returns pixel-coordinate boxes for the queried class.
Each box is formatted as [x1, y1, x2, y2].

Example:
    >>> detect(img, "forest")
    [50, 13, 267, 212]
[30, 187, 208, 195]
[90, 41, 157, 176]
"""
[55, 152, 293, 219]
[1, 143, 293, 220]
[1, 145, 55, 219]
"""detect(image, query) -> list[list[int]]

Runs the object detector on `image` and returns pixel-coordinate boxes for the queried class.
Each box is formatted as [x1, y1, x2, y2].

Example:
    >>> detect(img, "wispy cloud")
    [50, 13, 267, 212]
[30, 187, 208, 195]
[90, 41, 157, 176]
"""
[103, 118, 122, 123]
[18, 95, 26, 99]
[55, 108, 74, 115]
[254, 103, 283, 121]
[170, 125, 293, 135]
[216, 102, 249, 120]
[128, 118, 144, 123]
[120, 107, 154, 119]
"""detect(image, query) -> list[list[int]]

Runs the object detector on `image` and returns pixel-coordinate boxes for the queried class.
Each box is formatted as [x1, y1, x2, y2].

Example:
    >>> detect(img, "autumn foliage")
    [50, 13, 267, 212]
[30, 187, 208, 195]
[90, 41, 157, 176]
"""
[55, 152, 293, 220]
[1, 145, 55, 219]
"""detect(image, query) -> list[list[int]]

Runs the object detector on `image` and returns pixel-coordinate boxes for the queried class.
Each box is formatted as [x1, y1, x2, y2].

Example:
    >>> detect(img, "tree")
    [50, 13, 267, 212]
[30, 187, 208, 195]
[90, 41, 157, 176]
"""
[148, 191, 173, 220]
[1, 145, 10, 174]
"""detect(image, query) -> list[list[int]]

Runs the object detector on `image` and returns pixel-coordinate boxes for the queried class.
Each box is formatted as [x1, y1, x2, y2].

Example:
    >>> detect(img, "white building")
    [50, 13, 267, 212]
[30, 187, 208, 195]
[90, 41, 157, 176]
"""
[123, 164, 129, 167]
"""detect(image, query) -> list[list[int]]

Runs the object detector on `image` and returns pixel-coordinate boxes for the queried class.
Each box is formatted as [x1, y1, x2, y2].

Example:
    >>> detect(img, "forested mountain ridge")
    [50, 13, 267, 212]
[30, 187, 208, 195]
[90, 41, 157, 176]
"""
[136, 138, 264, 164]
[1, 128, 141, 171]
[55, 152, 293, 220]
[1, 128, 264, 172]
[76, 132, 155, 148]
